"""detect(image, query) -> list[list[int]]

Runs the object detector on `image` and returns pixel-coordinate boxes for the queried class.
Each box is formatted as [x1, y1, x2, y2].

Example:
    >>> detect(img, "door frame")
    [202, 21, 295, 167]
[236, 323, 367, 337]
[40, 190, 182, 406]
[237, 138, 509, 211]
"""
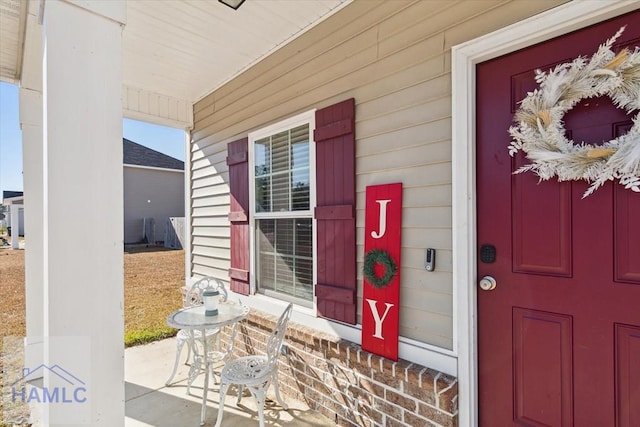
[451, 1, 639, 425]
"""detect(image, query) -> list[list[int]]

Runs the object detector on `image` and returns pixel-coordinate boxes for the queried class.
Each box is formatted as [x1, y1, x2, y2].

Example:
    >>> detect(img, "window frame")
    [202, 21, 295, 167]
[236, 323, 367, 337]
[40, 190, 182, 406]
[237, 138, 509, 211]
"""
[248, 110, 317, 308]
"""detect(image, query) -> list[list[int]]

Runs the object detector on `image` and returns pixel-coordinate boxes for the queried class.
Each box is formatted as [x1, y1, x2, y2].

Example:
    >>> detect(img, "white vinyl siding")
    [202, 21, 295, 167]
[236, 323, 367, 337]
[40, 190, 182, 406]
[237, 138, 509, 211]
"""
[190, 0, 566, 350]
[190, 141, 230, 276]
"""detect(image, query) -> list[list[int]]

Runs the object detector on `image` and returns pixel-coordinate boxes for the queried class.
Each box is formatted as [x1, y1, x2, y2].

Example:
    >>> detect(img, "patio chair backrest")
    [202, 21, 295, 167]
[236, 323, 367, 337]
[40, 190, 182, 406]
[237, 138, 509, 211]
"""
[184, 276, 228, 307]
[265, 303, 293, 368]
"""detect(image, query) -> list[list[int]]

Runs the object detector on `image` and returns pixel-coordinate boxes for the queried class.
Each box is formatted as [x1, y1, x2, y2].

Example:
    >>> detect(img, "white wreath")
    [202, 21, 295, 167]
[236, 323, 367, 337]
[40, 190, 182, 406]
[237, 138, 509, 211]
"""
[508, 26, 640, 198]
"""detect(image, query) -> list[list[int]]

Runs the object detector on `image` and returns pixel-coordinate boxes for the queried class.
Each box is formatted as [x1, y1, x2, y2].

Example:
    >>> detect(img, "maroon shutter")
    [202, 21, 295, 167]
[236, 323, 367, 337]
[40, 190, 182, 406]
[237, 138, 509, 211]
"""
[314, 98, 357, 324]
[227, 137, 250, 295]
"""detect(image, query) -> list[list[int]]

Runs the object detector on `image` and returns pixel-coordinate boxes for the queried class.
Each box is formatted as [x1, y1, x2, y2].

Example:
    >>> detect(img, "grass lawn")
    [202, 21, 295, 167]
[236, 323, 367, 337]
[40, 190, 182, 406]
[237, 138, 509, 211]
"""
[0, 245, 185, 425]
[123, 247, 184, 346]
[0, 246, 185, 344]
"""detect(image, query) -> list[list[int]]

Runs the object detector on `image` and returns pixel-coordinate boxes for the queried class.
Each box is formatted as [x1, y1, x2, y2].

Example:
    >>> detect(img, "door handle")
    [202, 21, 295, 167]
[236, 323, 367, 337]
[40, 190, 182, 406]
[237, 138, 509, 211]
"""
[479, 276, 497, 291]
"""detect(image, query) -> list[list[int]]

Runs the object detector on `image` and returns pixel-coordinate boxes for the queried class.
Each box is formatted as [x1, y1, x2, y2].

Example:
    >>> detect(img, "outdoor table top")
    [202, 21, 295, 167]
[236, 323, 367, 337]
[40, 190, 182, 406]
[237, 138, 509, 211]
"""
[166, 300, 249, 330]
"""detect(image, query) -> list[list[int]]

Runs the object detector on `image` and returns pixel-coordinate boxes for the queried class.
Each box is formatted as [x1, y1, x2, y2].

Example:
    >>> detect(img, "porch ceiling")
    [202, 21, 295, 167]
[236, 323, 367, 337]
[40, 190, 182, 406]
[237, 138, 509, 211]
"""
[0, 0, 350, 109]
[0, 0, 27, 83]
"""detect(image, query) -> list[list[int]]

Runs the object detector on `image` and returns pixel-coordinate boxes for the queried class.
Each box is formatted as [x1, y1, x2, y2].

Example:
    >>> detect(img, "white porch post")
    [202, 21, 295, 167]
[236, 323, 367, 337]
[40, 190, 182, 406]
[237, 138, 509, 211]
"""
[41, 0, 126, 425]
[9, 204, 21, 249]
[20, 5, 45, 370]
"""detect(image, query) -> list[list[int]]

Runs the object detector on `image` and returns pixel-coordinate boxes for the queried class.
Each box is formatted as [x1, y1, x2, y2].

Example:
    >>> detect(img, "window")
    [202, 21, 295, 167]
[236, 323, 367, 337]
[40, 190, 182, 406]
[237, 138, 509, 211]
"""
[229, 98, 355, 322]
[249, 112, 315, 306]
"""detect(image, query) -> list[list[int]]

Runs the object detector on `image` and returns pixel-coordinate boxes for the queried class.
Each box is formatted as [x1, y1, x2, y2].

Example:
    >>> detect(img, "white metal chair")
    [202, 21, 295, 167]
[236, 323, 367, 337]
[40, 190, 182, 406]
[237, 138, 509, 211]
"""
[165, 276, 228, 386]
[215, 303, 293, 427]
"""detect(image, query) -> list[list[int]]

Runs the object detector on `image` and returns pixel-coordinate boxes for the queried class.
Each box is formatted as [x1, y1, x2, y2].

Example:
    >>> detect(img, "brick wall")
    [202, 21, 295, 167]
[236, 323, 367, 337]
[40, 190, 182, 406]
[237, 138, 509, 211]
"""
[220, 309, 458, 427]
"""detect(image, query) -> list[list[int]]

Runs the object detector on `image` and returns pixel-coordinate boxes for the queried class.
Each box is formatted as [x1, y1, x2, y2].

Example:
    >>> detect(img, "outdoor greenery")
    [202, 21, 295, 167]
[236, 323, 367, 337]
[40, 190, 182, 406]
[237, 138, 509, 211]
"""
[123, 247, 183, 347]
[125, 328, 177, 348]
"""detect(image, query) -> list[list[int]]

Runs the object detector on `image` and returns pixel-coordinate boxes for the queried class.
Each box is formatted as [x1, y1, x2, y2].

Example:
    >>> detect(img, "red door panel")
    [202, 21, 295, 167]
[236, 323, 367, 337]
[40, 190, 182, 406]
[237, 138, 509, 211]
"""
[615, 182, 640, 284]
[477, 10, 640, 426]
[512, 159, 572, 276]
[513, 308, 573, 427]
[615, 324, 640, 427]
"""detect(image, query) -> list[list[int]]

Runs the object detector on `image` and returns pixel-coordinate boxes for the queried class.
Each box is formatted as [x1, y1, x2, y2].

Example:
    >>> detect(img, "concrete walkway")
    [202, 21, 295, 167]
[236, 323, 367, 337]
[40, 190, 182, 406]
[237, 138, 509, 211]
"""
[125, 338, 333, 427]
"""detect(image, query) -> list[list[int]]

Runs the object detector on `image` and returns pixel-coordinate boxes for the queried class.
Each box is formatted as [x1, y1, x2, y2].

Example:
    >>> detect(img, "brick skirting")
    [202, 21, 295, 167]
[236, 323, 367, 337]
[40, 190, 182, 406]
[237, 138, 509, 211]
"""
[220, 309, 458, 427]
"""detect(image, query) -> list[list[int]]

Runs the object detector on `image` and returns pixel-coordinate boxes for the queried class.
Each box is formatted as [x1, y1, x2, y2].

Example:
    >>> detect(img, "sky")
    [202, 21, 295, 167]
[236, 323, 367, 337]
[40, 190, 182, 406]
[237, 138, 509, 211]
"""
[0, 81, 185, 196]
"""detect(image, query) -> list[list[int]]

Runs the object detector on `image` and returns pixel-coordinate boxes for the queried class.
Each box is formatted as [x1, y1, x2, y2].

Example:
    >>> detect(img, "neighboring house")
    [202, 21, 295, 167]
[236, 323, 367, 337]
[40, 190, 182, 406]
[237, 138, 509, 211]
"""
[0, 142, 184, 246]
[2, 1, 639, 426]
[1, 190, 24, 236]
[123, 138, 185, 245]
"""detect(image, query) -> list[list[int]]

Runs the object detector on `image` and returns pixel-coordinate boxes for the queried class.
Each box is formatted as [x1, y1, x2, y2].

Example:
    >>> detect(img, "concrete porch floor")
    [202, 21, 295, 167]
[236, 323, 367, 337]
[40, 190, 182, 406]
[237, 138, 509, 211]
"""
[125, 338, 334, 427]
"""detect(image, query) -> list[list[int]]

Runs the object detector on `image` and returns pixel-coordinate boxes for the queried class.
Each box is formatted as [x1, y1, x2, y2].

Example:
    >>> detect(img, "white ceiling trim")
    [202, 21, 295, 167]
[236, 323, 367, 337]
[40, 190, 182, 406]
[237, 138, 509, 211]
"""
[0, 0, 27, 84]
[122, 85, 193, 130]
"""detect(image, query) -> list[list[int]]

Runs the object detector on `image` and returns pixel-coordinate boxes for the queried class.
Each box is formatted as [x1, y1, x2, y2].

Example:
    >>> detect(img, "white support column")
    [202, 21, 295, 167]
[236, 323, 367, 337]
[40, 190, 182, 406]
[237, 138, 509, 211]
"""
[40, 0, 126, 425]
[9, 204, 21, 249]
[20, 5, 45, 371]
[184, 129, 192, 280]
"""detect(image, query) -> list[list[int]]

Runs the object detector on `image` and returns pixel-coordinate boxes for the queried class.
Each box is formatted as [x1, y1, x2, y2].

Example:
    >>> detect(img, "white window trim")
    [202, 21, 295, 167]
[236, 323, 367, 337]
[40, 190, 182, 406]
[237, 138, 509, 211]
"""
[248, 110, 317, 308]
[451, 1, 638, 425]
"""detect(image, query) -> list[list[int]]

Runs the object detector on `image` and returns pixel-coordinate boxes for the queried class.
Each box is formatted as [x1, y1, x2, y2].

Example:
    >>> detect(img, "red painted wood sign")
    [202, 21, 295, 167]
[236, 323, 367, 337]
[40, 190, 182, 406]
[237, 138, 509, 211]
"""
[362, 183, 402, 361]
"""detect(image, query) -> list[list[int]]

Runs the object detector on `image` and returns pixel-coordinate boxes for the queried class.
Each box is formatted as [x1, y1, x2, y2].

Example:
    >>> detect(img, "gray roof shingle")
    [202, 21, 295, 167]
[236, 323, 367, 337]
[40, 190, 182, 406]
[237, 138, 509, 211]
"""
[2, 191, 23, 200]
[123, 138, 184, 171]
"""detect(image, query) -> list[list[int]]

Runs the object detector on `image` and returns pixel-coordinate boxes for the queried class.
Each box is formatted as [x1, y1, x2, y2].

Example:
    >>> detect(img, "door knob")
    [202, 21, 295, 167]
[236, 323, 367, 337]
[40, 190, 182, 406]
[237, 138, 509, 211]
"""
[479, 276, 497, 291]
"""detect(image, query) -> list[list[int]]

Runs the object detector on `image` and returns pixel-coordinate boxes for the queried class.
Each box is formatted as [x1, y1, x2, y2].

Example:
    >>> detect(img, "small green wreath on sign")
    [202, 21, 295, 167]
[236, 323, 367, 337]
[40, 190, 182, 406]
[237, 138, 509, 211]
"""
[363, 249, 398, 289]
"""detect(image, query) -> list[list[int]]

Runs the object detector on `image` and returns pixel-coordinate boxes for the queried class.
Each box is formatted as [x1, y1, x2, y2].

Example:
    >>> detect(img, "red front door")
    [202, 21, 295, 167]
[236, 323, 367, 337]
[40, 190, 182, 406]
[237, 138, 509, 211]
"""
[477, 11, 640, 426]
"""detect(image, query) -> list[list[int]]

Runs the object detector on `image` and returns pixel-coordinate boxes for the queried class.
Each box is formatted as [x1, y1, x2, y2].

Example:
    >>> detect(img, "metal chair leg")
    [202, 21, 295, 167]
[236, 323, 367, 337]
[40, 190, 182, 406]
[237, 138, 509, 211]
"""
[256, 392, 266, 427]
[187, 355, 202, 395]
[214, 382, 230, 427]
[271, 371, 288, 410]
[236, 385, 244, 405]
[184, 338, 192, 364]
[165, 338, 186, 385]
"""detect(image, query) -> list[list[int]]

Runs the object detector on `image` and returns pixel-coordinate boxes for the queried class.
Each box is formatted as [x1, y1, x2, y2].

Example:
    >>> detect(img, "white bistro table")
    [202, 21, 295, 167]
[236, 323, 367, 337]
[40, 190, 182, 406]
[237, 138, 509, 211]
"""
[167, 301, 250, 425]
